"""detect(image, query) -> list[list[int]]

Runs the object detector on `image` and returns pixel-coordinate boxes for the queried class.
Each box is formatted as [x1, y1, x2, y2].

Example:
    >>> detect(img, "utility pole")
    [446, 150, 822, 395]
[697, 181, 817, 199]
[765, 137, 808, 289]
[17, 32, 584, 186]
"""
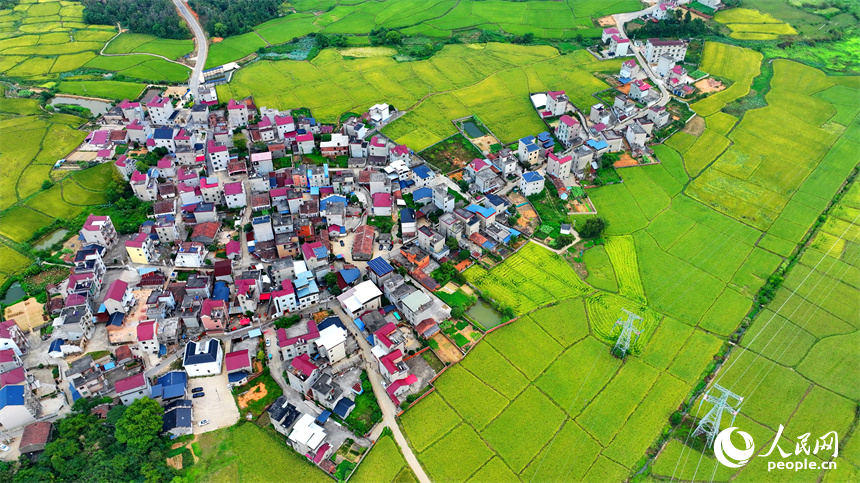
[611, 309, 642, 359]
[691, 384, 744, 448]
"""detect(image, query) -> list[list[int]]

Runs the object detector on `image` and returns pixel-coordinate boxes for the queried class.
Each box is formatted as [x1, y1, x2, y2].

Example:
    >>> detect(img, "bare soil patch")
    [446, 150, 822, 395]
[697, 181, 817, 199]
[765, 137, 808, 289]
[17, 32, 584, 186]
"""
[237, 382, 268, 409]
[430, 333, 462, 364]
[613, 153, 639, 167]
[695, 78, 726, 94]
[681, 115, 706, 136]
[597, 15, 616, 27]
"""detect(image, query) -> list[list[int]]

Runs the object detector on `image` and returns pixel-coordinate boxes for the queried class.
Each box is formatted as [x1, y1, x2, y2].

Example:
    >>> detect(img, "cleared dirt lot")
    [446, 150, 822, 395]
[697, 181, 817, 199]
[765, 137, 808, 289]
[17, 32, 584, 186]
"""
[189, 371, 240, 434]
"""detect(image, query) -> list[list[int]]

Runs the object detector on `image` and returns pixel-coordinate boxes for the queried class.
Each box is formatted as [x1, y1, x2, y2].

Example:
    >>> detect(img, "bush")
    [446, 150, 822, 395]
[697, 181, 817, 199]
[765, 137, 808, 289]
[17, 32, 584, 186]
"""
[428, 339, 439, 350]
[578, 217, 606, 239]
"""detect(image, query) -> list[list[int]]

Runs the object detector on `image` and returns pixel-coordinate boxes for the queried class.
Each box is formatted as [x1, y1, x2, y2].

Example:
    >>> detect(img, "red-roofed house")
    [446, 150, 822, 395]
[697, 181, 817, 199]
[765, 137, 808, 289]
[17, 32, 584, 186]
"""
[601, 27, 620, 42]
[609, 34, 630, 56]
[546, 152, 573, 179]
[156, 156, 176, 178]
[115, 372, 150, 405]
[286, 353, 320, 393]
[465, 158, 490, 181]
[629, 79, 652, 101]
[137, 320, 158, 353]
[371, 192, 392, 216]
[296, 133, 315, 154]
[555, 114, 582, 147]
[275, 114, 295, 138]
[207, 139, 230, 172]
[377, 349, 406, 382]
[415, 318, 440, 338]
[620, 58, 639, 79]
[373, 323, 403, 353]
[114, 155, 134, 180]
[0, 366, 25, 388]
[272, 279, 297, 316]
[125, 118, 150, 144]
[125, 232, 156, 264]
[546, 90, 569, 116]
[102, 279, 135, 315]
[226, 240, 241, 260]
[19, 421, 52, 454]
[114, 345, 133, 365]
[224, 181, 246, 209]
[276, 321, 320, 360]
[385, 374, 418, 404]
[227, 99, 249, 128]
[390, 144, 410, 162]
[200, 299, 228, 332]
[80, 215, 117, 247]
[368, 136, 388, 158]
[119, 99, 144, 122]
[146, 97, 174, 125]
[0, 320, 29, 356]
[225, 349, 251, 374]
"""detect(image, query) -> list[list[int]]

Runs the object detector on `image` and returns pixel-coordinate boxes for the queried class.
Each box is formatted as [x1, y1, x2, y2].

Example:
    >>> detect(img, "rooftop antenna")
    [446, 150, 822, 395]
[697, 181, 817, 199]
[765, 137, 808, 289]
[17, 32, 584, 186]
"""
[611, 309, 642, 359]
[691, 384, 744, 448]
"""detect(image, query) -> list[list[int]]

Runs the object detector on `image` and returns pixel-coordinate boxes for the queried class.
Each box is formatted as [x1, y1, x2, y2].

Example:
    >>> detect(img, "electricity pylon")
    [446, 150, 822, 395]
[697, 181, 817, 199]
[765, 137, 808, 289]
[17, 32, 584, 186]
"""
[692, 384, 744, 448]
[611, 309, 642, 359]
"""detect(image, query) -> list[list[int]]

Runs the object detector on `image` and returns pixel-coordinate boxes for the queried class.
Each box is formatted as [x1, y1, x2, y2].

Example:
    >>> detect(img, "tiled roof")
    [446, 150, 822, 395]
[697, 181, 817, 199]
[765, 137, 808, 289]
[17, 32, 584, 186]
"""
[225, 349, 251, 372]
[137, 321, 156, 341]
[290, 353, 318, 377]
[115, 372, 147, 393]
[104, 279, 128, 302]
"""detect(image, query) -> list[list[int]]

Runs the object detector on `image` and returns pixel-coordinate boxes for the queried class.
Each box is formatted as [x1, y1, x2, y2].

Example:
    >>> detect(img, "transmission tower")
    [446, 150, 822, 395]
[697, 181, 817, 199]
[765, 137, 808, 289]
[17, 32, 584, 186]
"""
[691, 384, 744, 448]
[611, 309, 642, 359]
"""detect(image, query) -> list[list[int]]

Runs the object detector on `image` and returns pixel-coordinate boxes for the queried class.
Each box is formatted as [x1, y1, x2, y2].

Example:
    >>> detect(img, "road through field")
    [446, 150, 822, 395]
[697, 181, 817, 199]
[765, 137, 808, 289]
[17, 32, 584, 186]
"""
[334, 306, 432, 483]
[172, 0, 207, 98]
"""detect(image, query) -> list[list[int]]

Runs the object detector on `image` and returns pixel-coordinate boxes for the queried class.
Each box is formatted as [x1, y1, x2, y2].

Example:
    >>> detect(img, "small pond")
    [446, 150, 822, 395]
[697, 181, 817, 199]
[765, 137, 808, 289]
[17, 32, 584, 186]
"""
[462, 121, 485, 138]
[0, 283, 26, 306]
[33, 229, 69, 251]
[466, 298, 503, 329]
[49, 96, 112, 116]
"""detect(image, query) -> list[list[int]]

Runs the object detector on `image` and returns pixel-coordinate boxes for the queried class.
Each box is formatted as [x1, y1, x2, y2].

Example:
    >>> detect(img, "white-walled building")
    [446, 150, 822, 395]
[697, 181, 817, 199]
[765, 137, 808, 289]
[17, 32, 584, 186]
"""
[520, 171, 544, 197]
[183, 339, 223, 377]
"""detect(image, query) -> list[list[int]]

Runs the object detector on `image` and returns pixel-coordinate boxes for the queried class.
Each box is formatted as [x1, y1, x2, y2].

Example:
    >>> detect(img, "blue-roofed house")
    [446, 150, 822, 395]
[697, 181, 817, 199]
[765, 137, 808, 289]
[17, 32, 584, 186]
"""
[400, 208, 416, 238]
[152, 127, 175, 152]
[153, 371, 188, 402]
[520, 171, 545, 197]
[482, 193, 511, 215]
[411, 165, 436, 188]
[586, 139, 609, 153]
[537, 131, 555, 155]
[0, 385, 40, 428]
[466, 204, 496, 228]
[162, 399, 192, 436]
[336, 268, 361, 290]
[333, 397, 355, 419]
[412, 187, 433, 205]
[212, 281, 230, 301]
[518, 135, 540, 165]
[367, 257, 395, 285]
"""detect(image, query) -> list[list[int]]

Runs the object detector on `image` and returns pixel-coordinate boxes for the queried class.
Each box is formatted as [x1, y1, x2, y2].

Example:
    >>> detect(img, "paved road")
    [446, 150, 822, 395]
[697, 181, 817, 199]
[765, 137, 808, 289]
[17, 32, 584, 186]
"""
[333, 306, 432, 483]
[172, 0, 207, 98]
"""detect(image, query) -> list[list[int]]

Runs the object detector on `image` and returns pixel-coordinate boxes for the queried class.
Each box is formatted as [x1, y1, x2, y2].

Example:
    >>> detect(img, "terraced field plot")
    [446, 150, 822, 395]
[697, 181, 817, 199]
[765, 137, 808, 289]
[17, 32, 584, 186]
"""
[713, 7, 797, 40]
[217, 44, 622, 150]
[0, 0, 184, 84]
[203, 0, 642, 66]
[0, 102, 114, 278]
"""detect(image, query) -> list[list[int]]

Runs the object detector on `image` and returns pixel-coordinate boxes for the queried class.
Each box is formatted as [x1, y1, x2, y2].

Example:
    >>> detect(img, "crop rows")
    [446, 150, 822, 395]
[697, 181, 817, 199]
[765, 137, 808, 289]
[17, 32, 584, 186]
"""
[603, 236, 646, 302]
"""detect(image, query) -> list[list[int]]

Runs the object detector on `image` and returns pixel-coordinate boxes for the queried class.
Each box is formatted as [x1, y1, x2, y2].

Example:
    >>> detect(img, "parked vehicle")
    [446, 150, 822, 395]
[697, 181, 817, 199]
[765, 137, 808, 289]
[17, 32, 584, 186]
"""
[198, 419, 210, 426]
[340, 240, 344, 247]
[265, 338, 271, 346]
[191, 387, 204, 393]
[0, 444, 8, 452]
[192, 392, 205, 398]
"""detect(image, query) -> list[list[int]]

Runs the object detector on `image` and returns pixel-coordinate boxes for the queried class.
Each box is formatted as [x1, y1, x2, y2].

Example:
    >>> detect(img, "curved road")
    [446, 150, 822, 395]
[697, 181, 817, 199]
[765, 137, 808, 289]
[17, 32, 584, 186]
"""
[172, 0, 207, 98]
[334, 306, 432, 483]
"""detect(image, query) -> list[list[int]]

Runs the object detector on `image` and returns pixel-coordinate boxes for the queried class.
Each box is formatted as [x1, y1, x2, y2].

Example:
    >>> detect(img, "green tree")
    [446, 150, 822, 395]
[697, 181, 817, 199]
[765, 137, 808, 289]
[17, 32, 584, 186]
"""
[41, 180, 54, 191]
[324, 272, 341, 295]
[445, 237, 459, 251]
[213, 22, 227, 37]
[114, 398, 164, 453]
[578, 217, 606, 239]
[233, 135, 248, 153]
[385, 30, 402, 45]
